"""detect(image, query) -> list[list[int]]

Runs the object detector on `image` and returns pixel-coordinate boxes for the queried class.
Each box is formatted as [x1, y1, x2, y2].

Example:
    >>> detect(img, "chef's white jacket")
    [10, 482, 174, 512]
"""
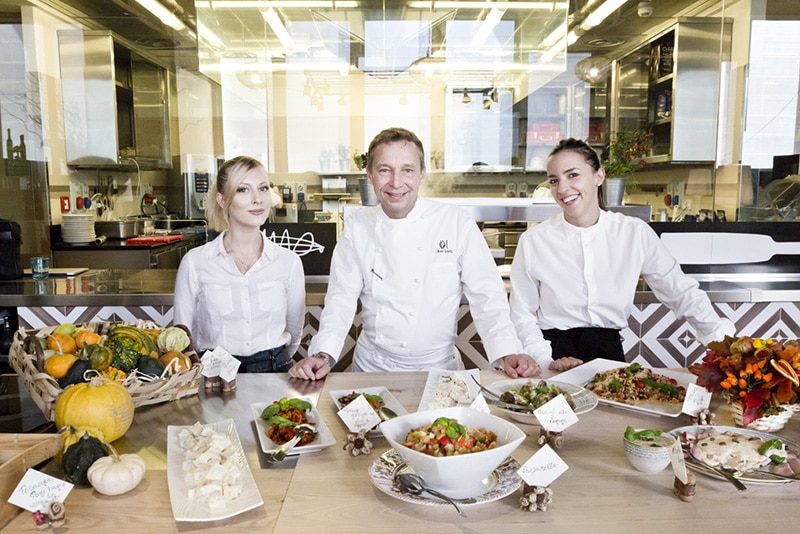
[308, 198, 523, 371]
[509, 210, 735, 368]
[174, 231, 306, 357]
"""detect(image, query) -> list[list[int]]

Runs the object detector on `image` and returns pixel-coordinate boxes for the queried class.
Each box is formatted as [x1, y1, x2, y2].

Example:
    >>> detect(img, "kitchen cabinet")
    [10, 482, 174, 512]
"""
[613, 19, 731, 163]
[58, 31, 171, 169]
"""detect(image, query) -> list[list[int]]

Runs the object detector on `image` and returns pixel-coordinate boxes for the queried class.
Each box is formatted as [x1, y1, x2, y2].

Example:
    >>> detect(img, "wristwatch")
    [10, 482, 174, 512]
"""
[309, 352, 335, 367]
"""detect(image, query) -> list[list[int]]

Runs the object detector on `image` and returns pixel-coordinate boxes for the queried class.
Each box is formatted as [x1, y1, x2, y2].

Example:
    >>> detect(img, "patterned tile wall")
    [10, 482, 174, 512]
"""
[16, 302, 800, 369]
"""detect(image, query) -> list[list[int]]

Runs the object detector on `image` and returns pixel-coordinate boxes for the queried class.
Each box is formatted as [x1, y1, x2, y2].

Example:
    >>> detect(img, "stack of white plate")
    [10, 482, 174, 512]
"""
[62, 213, 96, 244]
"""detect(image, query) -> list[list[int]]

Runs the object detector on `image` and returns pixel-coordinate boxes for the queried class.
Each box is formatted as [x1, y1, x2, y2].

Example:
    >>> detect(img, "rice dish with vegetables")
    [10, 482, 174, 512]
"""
[403, 417, 497, 457]
[588, 363, 686, 405]
[498, 380, 574, 411]
[337, 392, 385, 411]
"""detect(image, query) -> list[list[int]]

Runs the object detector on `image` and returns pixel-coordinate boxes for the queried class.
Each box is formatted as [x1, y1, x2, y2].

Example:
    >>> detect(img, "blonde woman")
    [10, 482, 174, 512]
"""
[174, 156, 305, 373]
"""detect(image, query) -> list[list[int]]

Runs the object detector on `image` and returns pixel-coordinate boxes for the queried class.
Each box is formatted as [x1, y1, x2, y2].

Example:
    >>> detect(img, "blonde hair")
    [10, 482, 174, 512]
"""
[206, 156, 268, 231]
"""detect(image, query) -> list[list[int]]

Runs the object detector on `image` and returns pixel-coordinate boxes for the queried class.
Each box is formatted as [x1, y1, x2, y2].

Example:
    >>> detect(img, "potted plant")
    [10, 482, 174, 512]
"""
[353, 150, 367, 171]
[603, 130, 652, 202]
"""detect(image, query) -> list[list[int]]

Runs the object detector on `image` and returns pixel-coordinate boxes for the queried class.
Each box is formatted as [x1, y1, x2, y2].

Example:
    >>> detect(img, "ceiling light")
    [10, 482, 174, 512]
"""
[197, 20, 224, 50]
[582, 0, 628, 31]
[461, 89, 472, 104]
[574, 56, 612, 83]
[262, 7, 296, 50]
[471, 7, 506, 48]
[196, 1, 359, 7]
[408, 2, 566, 9]
[134, 0, 185, 31]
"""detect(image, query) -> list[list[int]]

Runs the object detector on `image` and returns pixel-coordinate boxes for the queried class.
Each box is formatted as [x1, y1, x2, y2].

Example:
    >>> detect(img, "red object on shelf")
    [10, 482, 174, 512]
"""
[125, 235, 183, 245]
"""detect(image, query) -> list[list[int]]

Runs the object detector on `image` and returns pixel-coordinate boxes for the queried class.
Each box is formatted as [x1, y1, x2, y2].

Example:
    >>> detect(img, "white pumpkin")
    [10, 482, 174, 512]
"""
[87, 445, 146, 496]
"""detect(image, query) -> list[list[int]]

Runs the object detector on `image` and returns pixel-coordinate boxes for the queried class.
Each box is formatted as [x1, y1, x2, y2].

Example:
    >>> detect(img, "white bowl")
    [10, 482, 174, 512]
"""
[623, 431, 675, 474]
[379, 406, 526, 498]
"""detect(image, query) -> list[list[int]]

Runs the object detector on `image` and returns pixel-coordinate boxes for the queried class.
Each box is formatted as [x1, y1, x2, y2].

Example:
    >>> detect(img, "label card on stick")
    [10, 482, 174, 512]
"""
[470, 393, 491, 413]
[337, 394, 382, 432]
[682, 383, 712, 417]
[670, 438, 689, 484]
[8, 469, 73, 513]
[201, 346, 241, 381]
[534, 394, 578, 433]
[518, 444, 569, 487]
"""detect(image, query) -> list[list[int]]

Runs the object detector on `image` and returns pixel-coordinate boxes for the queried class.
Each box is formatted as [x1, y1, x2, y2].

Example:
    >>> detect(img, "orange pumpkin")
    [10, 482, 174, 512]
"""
[159, 351, 192, 373]
[45, 353, 79, 379]
[75, 329, 102, 349]
[48, 333, 77, 354]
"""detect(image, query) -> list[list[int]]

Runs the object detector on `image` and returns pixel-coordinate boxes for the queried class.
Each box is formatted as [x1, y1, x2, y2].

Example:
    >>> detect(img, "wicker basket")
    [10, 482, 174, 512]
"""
[9, 320, 202, 421]
[729, 401, 799, 433]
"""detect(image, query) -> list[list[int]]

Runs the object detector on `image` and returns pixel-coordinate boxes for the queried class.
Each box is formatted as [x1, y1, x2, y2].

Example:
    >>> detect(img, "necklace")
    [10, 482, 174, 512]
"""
[224, 236, 261, 272]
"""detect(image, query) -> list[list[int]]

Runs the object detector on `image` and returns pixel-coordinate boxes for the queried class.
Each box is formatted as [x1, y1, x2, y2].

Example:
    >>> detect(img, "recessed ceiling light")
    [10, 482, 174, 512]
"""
[585, 37, 627, 48]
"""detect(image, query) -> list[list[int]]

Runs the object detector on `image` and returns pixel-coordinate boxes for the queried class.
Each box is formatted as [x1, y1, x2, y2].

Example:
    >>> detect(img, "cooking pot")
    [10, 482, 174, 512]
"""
[95, 219, 143, 240]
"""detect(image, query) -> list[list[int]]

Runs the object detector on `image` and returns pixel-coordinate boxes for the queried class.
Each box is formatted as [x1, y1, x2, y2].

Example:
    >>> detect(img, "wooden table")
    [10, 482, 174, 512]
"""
[5, 370, 800, 533]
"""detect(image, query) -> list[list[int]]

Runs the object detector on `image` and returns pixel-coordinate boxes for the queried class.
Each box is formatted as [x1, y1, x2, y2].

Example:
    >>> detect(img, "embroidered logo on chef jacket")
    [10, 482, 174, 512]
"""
[436, 239, 453, 254]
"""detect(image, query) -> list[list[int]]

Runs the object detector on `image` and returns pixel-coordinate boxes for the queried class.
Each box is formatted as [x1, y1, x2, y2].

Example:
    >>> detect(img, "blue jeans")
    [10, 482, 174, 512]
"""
[233, 345, 292, 373]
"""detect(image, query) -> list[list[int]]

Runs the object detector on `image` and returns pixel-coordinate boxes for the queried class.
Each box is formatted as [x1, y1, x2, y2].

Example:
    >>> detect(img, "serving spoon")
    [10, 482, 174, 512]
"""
[267, 424, 317, 463]
[377, 406, 398, 422]
[395, 473, 468, 517]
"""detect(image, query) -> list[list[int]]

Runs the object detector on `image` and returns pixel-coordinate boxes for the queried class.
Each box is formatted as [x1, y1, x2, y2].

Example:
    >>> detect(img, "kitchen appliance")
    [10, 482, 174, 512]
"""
[95, 219, 142, 239]
[181, 154, 221, 219]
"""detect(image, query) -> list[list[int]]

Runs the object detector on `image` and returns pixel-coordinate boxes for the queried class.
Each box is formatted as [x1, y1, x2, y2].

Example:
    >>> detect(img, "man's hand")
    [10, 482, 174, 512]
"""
[288, 355, 331, 380]
[548, 357, 583, 372]
[501, 354, 541, 378]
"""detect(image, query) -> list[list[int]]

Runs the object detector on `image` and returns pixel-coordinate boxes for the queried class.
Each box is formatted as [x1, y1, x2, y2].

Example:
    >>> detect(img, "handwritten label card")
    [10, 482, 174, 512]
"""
[8, 469, 73, 513]
[670, 438, 689, 484]
[518, 444, 569, 487]
[681, 383, 712, 417]
[201, 346, 241, 381]
[534, 395, 578, 433]
[470, 393, 491, 413]
[337, 394, 382, 432]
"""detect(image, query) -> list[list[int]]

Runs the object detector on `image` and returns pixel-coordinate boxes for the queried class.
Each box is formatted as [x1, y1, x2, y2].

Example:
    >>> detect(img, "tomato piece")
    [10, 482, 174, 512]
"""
[634, 380, 644, 389]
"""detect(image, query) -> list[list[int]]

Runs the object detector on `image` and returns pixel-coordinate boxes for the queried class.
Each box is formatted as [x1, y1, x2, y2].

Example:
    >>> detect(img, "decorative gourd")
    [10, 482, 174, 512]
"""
[47, 332, 77, 355]
[75, 329, 102, 349]
[58, 425, 106, 464]
[136, 355, 166, 378]
[61, 430, 109, 486]
[54, 376, 135, 442]
[58, 359, 90, 388]
[85, 343, 114, 371]
[44, 353, 79, 379]
[159, 351, 192, 373]
[87, 443, 146, 496]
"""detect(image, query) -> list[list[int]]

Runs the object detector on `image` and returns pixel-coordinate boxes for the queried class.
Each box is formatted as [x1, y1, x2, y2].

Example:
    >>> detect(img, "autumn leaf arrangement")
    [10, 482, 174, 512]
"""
[689, 336, 800, 426]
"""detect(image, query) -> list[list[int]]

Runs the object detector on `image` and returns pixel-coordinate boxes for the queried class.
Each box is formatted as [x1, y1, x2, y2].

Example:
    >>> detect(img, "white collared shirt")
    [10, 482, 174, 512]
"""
[509, 210, 735, 368]
[174, 230, 305, 357]
[309, 198, 523, 371]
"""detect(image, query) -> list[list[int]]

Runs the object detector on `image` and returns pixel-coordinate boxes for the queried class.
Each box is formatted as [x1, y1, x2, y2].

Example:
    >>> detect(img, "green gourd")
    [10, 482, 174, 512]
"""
[58, 359, 90, 389]
[61, 431, 109, 486]
[136, 355, 166, 378]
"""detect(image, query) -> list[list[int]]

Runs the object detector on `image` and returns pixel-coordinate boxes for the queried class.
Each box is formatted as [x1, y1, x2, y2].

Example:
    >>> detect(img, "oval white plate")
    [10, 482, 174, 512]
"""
[485, 378, 599, 425]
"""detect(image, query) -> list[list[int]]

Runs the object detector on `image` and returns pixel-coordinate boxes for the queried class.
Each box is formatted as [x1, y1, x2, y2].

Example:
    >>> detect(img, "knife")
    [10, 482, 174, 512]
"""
[661, 232, 800, 264]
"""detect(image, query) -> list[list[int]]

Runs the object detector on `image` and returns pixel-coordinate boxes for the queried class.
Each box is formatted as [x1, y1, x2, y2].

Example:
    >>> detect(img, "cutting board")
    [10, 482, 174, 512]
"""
[126, 235, 183, 245]
[661, 232, 800, 264]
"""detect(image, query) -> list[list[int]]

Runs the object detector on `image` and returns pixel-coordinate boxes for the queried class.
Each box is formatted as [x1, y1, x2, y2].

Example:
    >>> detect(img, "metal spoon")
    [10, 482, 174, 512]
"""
[681, 443, 747, 491]
[377, 406, 398, 422]
[267, 423, 317, 463]
[395, 473, 468, 517]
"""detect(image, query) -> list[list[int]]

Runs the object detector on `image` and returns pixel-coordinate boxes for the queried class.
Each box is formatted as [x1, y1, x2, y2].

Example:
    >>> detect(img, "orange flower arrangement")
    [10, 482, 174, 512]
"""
[689, 336, 800, 426]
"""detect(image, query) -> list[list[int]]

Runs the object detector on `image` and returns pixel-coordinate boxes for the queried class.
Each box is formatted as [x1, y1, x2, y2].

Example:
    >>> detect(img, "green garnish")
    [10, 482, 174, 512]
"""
[624, 425, 663, 442]
[267, 415, 298, 428]
[624, 363, 642, 376]
[431, 417, 467, 440]
[642, 377, 680, 398]
[260, 397, 313, 419]
[758, 438, 783, 456]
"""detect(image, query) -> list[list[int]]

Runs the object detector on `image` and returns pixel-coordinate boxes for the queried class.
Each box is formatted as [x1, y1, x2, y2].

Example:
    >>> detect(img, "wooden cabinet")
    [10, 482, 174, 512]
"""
[58, 31, 171, 169]
[613, 19, 731, 163]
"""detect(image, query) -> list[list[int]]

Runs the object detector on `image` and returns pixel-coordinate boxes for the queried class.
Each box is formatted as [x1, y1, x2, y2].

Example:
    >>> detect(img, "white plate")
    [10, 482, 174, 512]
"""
[329, 387, 409, 437]
[484, 379, 599, 425]
[669, 425, 800, 485]
[553, 358, 695, 417]
[167, 419, 263, 522]
[417, 369, 481, 411]
[369, 449, 522, 507]
[251, 398, 336, 455]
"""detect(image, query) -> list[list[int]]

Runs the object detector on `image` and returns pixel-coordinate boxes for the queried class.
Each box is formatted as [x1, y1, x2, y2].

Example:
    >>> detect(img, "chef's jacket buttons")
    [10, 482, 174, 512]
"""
[409, 311, 415, 317]
[401, 342, 408, 348]
[414, 278, 420, 284]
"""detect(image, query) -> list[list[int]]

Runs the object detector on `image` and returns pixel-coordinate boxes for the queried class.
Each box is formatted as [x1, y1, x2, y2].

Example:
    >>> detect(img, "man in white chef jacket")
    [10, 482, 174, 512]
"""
[289, 127, 539, 380]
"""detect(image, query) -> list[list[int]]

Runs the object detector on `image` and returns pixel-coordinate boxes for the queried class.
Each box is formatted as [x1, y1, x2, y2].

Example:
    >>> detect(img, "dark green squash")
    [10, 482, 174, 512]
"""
[84, 343, 114, 371]
[58, 359, 90, 389]
[136, 355, 166, 378]
[61, 431, 109, 486]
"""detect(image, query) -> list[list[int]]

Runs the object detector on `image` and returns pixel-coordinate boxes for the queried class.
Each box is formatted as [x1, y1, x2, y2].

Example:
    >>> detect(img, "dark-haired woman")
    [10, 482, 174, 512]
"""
[509, 138, 734, 372]
[174, 156, 305, 373]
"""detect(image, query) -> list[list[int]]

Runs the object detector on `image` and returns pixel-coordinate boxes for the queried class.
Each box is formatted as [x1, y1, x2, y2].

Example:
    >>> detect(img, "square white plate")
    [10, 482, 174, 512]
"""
[251, 398, 336, 455]
[553, 358, 696, 417]
[417, 369, 481, 412]
[329, 387, 409, 437]
[167, 419, 263, 522]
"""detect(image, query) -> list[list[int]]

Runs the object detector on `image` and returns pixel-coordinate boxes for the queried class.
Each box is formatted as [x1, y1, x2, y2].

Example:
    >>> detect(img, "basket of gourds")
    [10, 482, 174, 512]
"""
[9, 319, 202, 421]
